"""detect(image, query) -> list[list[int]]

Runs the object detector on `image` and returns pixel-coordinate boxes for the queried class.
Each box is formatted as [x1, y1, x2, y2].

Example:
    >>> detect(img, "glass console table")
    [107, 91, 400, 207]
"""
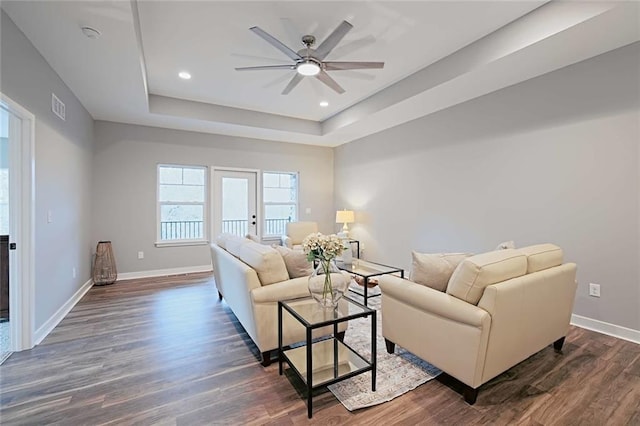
[278, 296, 376, 418]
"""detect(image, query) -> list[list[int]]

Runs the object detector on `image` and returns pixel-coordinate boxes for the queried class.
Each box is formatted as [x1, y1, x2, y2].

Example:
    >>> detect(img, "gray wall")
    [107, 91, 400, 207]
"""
[334, 43, 640, 331]
[1, 11, 95, 329]
[92, 121, 334, 274]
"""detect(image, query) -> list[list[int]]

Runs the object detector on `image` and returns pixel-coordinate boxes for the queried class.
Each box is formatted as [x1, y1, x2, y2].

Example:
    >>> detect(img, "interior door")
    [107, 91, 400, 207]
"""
[212, 170, 258, 238]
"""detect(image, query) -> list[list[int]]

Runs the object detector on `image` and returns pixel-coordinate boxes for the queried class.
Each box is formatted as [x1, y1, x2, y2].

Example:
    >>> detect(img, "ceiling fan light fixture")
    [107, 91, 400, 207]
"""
[297, 61, 320, 76]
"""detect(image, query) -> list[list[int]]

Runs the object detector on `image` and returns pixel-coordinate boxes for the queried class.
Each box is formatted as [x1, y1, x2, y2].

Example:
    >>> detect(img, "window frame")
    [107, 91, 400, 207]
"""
[155, 163, 209, 247]
[262, 171, 299, 238]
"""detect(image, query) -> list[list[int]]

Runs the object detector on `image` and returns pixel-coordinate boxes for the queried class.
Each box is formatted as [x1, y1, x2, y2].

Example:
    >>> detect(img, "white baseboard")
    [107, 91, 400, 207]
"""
[571, 314, 640, 345]
[117, 264, 213, 281]
[34, 278, 93, 345]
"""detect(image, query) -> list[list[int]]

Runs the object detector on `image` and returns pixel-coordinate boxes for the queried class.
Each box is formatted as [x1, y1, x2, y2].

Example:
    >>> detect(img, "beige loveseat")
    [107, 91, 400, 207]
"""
[210, 234, 346, 366]
[379, 244, 577, 404]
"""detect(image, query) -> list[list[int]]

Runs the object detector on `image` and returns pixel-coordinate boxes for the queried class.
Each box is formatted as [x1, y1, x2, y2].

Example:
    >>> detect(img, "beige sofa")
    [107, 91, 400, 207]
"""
[379, 244, 577, 404]
[210, 233, 346, 366]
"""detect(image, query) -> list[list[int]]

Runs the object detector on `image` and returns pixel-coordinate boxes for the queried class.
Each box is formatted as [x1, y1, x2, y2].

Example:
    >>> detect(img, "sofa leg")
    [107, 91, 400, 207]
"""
[336, 331, 345, 342]
[384, 338, 395, 354]
[463, 385, 478, 405]
[217, 290, 223, 301]
[553, 336, 566, 353]
[261, 351, 272, 367]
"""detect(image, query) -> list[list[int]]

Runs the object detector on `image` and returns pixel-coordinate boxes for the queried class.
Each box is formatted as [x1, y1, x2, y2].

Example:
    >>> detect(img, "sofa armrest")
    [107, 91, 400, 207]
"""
[379, 275, 489, 327]
[379, 274, 491, 388]
[251, 277, 310, 304]
[281, 236, 293, 249]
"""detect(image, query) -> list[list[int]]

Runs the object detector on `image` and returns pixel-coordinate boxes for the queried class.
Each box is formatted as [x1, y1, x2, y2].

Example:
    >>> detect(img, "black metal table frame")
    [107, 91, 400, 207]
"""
[338, 260, 404, 306]
[278, 296, 376, 419]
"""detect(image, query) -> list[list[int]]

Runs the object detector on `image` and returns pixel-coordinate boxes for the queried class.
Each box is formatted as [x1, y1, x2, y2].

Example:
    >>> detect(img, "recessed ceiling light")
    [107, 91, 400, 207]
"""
[319, 101, 329, 107]
[178, 71, 192, 80]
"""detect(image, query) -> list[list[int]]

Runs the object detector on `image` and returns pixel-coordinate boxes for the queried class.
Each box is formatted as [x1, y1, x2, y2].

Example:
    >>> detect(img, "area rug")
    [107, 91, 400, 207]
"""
[327, 295, 441, 411]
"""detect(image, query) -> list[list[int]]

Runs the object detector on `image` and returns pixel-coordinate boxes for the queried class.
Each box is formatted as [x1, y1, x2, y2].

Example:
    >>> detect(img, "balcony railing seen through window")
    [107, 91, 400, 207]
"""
[161, 217, 293, 239]
[160, 220, 204, 240]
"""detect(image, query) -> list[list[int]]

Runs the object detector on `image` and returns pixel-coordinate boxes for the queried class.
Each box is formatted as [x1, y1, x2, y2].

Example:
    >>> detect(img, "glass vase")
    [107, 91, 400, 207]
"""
[308, 259, 349, 308]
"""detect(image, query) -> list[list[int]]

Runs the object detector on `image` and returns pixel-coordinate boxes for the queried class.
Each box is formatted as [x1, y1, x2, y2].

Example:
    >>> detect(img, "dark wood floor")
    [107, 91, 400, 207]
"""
[1, 273, 638, 425]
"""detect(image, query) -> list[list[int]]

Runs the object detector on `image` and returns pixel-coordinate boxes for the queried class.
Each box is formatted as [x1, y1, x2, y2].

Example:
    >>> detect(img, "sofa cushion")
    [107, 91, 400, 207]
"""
[410, 252, 471, 292]
[274, 245, 313, 279]
[225, 235, 249, 258]
[216, 233, 237, 249]
[518, 244, 563, 273]
[446, 249, 528, 305]
[238, 241, 289, 286]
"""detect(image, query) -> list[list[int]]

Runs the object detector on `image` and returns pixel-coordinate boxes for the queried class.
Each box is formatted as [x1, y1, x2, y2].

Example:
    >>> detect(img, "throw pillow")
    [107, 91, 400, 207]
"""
[495, 240, 516, 250]
[274, 245, 313, 279]
[245, 233, 261, 243]
[410, 252, 471, 292]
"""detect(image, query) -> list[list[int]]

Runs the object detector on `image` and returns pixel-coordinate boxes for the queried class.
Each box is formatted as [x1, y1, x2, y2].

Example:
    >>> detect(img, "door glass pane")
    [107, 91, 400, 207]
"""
[222, 177, 248, 236]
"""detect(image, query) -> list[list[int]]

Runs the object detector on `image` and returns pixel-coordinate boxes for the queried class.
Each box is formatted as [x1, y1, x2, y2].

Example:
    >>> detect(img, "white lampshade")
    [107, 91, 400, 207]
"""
[336, 210, 354, 224]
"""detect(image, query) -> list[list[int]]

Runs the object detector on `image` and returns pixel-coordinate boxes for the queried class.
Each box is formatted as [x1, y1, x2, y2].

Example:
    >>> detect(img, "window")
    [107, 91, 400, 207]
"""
[157, 165, 207, 244]
[263, 172, 298, 237]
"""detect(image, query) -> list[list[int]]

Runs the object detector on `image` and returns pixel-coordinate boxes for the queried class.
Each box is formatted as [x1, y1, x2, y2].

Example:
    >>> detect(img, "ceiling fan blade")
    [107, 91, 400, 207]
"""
[282, 73, 304, 95]
[315, 20, 353, 60]
[250, 26, 302, 61]
[316, 70, 345, 94]
[323, 61, 385, 71]
[235, 65, 295, 71]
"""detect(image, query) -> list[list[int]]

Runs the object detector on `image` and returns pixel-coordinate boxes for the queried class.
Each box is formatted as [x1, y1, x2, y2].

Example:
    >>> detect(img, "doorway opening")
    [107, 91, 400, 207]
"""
[1, 93, 36, 361]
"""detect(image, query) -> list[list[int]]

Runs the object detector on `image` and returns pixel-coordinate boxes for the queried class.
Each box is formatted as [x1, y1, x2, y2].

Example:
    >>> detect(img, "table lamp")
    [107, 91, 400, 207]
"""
[336, 209, 355, 238]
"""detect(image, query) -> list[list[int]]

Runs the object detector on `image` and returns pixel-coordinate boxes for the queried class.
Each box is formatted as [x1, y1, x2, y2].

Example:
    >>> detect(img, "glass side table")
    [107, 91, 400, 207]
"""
[336, 259, 404, 306]
[278, 296, 376, 418]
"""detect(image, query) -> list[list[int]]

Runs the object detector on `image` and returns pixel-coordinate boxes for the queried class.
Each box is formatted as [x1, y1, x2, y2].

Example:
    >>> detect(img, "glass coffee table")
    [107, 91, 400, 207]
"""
[278, 296, 376, 419]
[336, 259, 404, 306]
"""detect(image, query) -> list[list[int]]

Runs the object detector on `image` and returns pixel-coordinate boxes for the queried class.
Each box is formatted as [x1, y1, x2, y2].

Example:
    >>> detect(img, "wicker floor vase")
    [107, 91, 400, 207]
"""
[93, 241, 117, 285]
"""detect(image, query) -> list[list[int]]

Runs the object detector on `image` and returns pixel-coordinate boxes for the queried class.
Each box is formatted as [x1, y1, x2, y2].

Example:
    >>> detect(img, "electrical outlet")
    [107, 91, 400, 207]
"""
[305, 207, 311, 214]
[72, 267, 76, 278]
[138, 251, 144, 259]
[47, 210, 53, 223]
[589, 283, 601, 297]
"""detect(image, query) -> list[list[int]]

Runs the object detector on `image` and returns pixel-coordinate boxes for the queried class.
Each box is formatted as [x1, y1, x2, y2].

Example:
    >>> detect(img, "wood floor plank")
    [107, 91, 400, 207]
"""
[1, 273, 638, 425]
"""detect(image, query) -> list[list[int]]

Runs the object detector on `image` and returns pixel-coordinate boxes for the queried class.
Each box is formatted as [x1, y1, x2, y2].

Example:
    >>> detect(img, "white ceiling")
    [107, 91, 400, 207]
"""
[2, 1, 639, 147]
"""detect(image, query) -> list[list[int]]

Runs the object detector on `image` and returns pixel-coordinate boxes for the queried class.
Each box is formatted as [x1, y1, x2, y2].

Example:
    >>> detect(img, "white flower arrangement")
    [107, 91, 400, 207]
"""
[302, 232, 346, 262]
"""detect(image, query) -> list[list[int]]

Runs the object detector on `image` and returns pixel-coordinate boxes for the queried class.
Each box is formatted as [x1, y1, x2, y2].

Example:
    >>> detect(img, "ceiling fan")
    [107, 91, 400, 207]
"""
[235, 20, 384, 95]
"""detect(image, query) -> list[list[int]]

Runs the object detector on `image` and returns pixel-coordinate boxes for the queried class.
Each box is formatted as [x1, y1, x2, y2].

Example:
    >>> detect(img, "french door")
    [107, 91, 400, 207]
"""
[212, 169, 258, 238]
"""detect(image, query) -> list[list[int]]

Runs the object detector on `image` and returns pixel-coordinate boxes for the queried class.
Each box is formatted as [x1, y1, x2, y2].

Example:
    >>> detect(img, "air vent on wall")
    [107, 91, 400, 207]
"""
[51, 93, 65, 121]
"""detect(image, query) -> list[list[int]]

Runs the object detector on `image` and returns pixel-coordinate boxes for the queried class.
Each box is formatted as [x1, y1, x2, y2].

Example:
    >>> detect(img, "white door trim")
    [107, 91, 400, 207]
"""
[1, 93, 36, 351]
